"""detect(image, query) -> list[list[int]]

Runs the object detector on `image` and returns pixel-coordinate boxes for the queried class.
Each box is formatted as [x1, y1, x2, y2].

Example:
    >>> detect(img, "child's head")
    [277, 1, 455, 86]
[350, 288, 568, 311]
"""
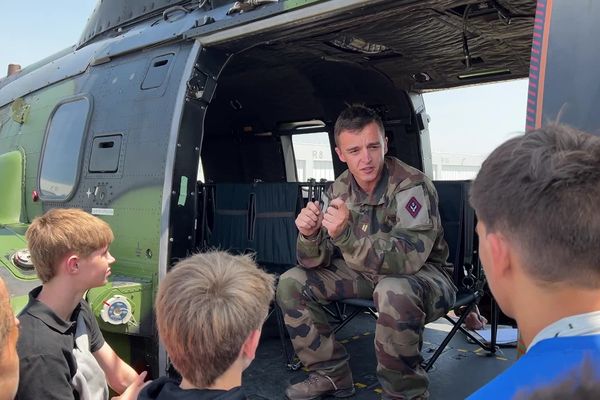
[0, 278, 19, 400]
[25, 208, 114, 283]
[470, 125, 600, 316]
[156, 251, 275, 388]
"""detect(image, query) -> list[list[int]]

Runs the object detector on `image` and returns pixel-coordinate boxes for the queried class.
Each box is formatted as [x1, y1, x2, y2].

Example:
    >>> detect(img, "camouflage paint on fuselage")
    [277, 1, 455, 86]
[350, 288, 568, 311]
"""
[0, 80, 77, 302]
[0, 10, 198, 373]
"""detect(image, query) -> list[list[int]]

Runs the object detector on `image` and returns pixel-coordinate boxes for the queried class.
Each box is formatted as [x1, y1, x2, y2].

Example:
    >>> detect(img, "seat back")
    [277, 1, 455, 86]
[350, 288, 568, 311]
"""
[253, 183, 301, 265]
[209, 183, 253, 253]
[203, 182, 302, 268]
[432, 180, 476, 290]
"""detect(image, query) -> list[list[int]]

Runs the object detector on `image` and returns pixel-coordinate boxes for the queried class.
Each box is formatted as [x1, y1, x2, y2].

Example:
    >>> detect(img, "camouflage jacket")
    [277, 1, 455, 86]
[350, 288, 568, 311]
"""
[297, 157, 452, 280]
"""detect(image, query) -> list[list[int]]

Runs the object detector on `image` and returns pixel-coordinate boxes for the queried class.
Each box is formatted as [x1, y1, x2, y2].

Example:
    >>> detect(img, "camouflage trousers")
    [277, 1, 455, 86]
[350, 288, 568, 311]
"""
[276, 259, 456, 400]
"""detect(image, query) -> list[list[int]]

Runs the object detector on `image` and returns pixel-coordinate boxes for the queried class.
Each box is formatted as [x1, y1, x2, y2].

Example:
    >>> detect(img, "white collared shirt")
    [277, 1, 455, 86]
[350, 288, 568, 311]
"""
[529, 310, 600, 351]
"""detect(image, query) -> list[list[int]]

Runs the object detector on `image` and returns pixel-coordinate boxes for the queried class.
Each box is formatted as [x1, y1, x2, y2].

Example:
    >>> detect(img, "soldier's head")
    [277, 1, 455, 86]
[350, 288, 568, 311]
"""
[334, 105, 388, 194]
[155, 251, 275, 389]
[0, 277, 19, 400]
[470, 125, 600, 319]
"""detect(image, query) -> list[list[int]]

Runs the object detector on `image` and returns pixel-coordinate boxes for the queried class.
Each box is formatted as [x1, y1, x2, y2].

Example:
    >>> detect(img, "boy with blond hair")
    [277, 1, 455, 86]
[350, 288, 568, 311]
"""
[138, 251, 275, 400]
[0, 277, 20, 400]
[17, 208, 144, 400]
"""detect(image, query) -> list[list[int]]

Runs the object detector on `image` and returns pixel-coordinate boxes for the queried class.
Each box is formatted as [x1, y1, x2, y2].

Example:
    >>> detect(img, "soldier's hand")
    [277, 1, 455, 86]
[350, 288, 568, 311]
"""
[295, 201, 323, 238]
[323, 198, 349, 239]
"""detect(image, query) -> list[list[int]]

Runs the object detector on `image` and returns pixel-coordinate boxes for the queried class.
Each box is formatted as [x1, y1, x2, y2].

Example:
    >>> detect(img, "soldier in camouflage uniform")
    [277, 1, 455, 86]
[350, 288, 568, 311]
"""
[276, 105, 456, 400]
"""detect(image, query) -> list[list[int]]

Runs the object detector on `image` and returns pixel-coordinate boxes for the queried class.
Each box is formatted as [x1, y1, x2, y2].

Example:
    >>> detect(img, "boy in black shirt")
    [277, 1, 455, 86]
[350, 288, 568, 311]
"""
[17, 208, 145, 400]
[139, 251, 275, 400]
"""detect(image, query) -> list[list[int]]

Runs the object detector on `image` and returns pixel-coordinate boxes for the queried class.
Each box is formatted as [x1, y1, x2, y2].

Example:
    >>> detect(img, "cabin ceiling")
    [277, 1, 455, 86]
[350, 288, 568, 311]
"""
[220, 0, 536, 91]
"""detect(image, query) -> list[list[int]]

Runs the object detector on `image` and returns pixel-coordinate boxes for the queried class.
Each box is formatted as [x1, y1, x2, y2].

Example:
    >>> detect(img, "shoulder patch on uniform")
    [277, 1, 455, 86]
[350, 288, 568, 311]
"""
[395, 185, 431, 228]
[405, 196, 422, 218]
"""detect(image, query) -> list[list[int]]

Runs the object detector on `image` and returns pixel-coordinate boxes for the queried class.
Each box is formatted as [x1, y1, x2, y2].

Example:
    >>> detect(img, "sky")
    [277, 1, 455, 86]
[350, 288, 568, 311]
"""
[424, 79, 528, 156]
[0, 1, 96, 72]
[0, 1, 529, 159]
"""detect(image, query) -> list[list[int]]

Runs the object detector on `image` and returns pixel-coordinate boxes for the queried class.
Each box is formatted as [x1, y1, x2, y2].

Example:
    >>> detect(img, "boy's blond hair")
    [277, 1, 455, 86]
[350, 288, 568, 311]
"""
[0, 278, 13, 358]
[156, 251, 275, 388]
[25, 208, 114, 283]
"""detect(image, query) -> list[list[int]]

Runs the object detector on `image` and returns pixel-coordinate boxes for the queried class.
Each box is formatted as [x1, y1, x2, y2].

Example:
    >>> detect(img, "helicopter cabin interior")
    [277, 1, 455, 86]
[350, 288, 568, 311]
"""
[167, 0, 536, 267]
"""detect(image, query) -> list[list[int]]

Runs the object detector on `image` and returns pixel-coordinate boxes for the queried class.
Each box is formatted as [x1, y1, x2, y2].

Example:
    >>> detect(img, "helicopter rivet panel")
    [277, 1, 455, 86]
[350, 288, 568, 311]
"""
[10, 98, 30, 124]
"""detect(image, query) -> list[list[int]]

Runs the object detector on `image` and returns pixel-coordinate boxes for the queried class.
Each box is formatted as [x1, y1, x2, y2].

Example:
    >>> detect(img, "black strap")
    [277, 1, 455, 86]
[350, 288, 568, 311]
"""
[215, 209, 248, 216]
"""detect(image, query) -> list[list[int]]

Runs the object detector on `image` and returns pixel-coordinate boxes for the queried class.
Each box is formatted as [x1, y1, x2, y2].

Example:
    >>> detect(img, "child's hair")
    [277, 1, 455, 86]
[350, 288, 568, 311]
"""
[25, 208, 114, 282]
[470, 125, 600, 288]
[513, 358, 600, 400]
[0, 278, 13, 358]
[156, 251, 275, 388]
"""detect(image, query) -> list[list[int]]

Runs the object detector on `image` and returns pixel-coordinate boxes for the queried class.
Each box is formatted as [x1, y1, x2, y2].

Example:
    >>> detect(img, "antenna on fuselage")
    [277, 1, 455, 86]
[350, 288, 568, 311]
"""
[6, 64, 21, 77]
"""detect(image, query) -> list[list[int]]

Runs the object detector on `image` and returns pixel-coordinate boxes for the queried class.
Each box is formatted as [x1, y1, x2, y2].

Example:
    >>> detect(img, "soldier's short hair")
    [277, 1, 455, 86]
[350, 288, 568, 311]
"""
[156, 251, 275, 388]
[334, 104, 384, 145]
[470, 124, 600, 288]
[25, 208, 114, 283]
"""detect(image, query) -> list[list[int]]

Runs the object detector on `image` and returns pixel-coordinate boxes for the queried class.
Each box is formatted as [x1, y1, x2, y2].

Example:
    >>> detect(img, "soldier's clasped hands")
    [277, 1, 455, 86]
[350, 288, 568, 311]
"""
[323, 198, 349, 239]
[296, 198, 350, 239]
[295, 201, 323, 238]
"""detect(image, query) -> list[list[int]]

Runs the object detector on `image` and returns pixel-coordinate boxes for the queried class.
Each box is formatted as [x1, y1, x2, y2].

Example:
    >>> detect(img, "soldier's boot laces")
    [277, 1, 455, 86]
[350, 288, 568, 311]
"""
[285, 372, 355, 400]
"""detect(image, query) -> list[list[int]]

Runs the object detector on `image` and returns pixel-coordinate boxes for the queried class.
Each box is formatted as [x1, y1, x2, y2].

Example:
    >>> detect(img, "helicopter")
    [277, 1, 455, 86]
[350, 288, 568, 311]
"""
[3, 1, 595, 396]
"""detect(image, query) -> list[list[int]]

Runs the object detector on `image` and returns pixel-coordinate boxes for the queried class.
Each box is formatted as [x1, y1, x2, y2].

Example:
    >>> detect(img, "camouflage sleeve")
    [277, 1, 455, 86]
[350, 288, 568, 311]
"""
[331, 182, 440, 275]
[296, 229, 334, 269]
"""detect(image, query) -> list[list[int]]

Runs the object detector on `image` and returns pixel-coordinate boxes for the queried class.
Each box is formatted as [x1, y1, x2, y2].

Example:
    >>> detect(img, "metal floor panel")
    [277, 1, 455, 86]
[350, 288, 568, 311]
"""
[244, 313, 516, 399]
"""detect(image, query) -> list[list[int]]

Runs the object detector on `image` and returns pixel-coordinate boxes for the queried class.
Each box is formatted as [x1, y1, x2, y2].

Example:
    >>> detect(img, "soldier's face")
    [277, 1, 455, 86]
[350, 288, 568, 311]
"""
[335, 122, 387, 193]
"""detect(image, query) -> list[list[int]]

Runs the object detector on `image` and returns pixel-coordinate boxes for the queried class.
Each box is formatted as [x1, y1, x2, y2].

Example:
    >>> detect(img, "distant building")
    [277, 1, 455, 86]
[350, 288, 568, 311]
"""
[431, 152, 486, 180]
[293, 142, 335, 182]
[293, 136, 485, 182]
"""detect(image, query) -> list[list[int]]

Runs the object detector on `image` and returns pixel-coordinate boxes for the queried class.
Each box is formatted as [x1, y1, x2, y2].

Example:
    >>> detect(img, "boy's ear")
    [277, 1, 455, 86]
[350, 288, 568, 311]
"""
[65, 255, 80, 275]
[240, 329, 261, 361]
[487, 232, 512, 279]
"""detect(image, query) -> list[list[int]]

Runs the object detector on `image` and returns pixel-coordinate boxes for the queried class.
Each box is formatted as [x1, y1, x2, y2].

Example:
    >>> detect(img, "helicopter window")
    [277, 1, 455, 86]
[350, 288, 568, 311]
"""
[291, 132, 334, 182]
[39, 97, 90, 201]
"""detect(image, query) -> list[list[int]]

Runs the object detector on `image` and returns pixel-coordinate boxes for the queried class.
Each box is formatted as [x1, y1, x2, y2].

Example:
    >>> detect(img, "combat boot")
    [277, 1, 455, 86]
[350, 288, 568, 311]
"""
[285, 372, 355, 400]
